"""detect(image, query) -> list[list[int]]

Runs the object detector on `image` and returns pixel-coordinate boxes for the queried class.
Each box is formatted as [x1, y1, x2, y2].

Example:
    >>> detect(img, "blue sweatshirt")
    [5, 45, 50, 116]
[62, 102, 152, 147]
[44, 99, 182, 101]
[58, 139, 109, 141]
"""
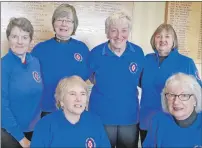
[143, 112, 202, 147]
[31, 110, 111, 147]
[140, 49, 202, 130]
[1, 50, 43, 141]
[88, 41, 145, 125]
[31, 38, 90, 112]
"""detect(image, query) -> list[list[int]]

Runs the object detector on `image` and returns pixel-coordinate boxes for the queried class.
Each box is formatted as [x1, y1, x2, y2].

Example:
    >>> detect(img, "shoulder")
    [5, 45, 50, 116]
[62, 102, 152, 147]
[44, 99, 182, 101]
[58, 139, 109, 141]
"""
[1, 52, 15, 72]
[90, 42, 106, 56]
[177, 52, 193, 62]
[35, 110, 62, 127]
[32, 38, 54, 53]
[151, 112, 172, 125]
[71, 38, 89, 49]
[128, 42, 144, 55]
[82, 111, 103, 124]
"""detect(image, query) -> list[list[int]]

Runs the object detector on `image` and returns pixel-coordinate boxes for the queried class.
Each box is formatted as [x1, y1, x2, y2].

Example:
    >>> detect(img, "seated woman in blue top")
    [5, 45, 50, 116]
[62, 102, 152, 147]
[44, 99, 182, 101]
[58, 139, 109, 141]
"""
[1, 17, 43, 148]
[31, 4, 90, 117]
[31, 75, 110, 148]
[143, 73, 202, 148]
[139, 23, 202, 144]
[88, 11, 145, 148]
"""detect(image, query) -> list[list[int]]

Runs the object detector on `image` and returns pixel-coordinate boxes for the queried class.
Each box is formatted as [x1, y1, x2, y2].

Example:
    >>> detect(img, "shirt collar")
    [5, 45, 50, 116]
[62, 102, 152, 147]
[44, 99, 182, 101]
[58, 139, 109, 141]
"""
[8, 49, 32, 64]
[102, 41, 136, 56]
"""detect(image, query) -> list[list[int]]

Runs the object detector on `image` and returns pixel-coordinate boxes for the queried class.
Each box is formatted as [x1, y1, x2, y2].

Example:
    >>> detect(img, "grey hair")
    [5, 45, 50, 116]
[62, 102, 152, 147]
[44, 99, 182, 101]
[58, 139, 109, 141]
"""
[161, 72, 202, 113]
[52, 4, 78, 35]
[105, 11, 132, 35]
[54, 75, 88, 109]
[6, 17, 34, 41]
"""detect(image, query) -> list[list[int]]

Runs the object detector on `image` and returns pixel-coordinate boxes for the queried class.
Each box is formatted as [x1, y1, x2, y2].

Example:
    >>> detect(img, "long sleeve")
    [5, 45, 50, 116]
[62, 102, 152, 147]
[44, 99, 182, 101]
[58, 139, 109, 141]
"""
[1, 64, 24, 141]
[142, 115, 159, 148]
[99, 124, 111, 148]
[188, 59, 202, 87]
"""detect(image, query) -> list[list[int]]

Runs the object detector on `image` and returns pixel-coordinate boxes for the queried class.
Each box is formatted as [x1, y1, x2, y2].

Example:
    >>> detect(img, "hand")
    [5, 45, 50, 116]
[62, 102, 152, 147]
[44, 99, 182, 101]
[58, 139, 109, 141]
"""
[19, 137, 30, 148]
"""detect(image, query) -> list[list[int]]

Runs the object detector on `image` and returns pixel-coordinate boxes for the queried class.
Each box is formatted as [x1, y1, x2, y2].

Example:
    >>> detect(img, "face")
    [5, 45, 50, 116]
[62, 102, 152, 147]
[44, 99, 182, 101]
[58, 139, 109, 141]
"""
[54, 12, 74, 40]
[166, 82, 196, 120]
[107, 18, 130, 51]
[154, 29, 174, 56]
[60, 85, 87, 116]
[8, 26, 31, 56]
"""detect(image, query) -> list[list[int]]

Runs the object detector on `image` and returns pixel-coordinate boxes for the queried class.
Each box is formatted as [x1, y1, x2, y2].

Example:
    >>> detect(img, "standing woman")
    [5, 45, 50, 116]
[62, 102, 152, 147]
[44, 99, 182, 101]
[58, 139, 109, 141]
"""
[88, 12, 145, 148]
[1, 17, 43, 148]
[31, 4, 90, 117]
[139, 23, 202, 144]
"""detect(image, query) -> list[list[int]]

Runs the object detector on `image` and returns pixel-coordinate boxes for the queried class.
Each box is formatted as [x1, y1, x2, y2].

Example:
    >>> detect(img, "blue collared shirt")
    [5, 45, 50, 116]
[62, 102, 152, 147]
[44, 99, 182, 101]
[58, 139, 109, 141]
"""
[88, 41, 145, 125]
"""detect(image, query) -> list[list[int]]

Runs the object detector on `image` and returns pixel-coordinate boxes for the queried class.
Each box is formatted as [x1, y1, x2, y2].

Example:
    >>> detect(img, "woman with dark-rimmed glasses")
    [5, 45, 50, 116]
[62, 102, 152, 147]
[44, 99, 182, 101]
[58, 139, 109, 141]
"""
[143, 73, 202, 147]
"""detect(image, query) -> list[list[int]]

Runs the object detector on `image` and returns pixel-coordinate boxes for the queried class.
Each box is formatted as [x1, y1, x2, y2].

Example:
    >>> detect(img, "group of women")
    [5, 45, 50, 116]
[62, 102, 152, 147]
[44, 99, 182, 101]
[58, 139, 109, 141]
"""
[2, 3, 202, 148]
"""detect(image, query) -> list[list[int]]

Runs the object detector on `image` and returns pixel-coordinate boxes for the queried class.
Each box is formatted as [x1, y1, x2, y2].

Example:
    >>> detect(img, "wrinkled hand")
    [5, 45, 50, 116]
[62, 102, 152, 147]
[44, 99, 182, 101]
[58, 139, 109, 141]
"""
[19, 137, 30, 148]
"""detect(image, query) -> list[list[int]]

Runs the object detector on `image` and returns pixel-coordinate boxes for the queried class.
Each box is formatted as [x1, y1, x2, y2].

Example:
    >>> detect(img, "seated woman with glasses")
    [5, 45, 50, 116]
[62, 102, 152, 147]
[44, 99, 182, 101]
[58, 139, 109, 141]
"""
[143, 73, 202, 148]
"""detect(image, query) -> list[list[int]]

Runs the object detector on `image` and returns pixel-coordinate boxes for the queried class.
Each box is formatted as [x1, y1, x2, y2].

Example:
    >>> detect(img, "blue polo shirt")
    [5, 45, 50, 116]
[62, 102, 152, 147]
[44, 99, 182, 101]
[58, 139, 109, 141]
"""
[31, 110, 111, 148]
[143, 112, 202, 147]
[31, 37, 90, 112]
[88, 41, 145, 125]
[140, 49, 202, 130]
[1, 50, 43, 141]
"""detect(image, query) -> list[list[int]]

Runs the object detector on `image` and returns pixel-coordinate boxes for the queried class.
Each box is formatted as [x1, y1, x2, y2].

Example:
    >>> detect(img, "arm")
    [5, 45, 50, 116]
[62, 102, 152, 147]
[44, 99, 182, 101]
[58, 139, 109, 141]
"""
[86, 50, 96, 84]
[142, 115, 159, 148]
[1, 65, 26, 143]
[99, 125, 111, 148]
[30, 119, 50, 147]
[188, 59, 202, 87]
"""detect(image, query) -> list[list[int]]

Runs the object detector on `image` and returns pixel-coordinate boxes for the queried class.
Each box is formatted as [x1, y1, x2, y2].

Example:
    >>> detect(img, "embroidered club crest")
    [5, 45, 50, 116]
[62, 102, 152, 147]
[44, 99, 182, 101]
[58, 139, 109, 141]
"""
[32, 71, 41, 83]
[85, 137, 96, 148]
[74, 53, 83, 62]
[129, 62, 138, 74]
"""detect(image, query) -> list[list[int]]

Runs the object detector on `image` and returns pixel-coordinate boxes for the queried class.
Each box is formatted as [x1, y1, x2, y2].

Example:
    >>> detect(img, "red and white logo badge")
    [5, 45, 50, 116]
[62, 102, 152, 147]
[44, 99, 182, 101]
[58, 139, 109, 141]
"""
[195, 71, 201, 80]
[85, 137, 96, 148]
[129, 62, 138, 74]
[74, 53, 83, 62]
[32, 71, 41, 83]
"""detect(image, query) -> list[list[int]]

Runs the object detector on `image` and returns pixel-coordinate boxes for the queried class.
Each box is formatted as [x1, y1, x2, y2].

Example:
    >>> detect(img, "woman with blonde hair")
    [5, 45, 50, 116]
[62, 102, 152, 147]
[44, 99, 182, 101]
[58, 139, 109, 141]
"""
[31, 76, 110, 147]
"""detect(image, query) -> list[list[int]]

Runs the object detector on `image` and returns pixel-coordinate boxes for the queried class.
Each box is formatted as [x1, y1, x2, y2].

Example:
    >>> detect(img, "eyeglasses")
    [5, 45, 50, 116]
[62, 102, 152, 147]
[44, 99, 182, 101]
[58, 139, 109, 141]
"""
[165, 93, 193, 101]
[55, 19, 74, 25]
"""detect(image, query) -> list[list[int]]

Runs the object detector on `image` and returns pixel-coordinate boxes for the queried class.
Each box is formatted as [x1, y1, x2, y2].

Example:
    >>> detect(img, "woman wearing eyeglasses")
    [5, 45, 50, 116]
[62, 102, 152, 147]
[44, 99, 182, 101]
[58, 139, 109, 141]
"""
[31, 4, 90, 117]
[143, 73, 202, 147]
[139, 23, 202, 145]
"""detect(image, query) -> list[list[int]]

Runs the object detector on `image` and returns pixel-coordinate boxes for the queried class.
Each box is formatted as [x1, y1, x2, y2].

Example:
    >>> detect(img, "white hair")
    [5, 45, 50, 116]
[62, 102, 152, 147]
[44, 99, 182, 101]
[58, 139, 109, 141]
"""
[105, 11, 132, 35]
[161, 72, 202, 113]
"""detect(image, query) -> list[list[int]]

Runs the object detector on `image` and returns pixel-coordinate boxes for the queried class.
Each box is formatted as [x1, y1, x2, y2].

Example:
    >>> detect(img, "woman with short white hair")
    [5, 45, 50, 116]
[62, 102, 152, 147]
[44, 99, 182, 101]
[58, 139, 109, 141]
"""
[88, 11, 145, 148]
[143, 73, 202, 147]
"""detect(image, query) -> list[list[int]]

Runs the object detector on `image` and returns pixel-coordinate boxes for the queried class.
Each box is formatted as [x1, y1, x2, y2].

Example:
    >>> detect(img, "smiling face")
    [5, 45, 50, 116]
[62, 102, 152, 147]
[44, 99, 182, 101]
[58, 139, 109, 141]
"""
[154, 29, 174, 56]
[60, 84, 87, 116]
[53, 11, 74, 40]
[166, 82, 196, 120]
[8, 26, 31, 56]
[107, 18, 130, 51]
